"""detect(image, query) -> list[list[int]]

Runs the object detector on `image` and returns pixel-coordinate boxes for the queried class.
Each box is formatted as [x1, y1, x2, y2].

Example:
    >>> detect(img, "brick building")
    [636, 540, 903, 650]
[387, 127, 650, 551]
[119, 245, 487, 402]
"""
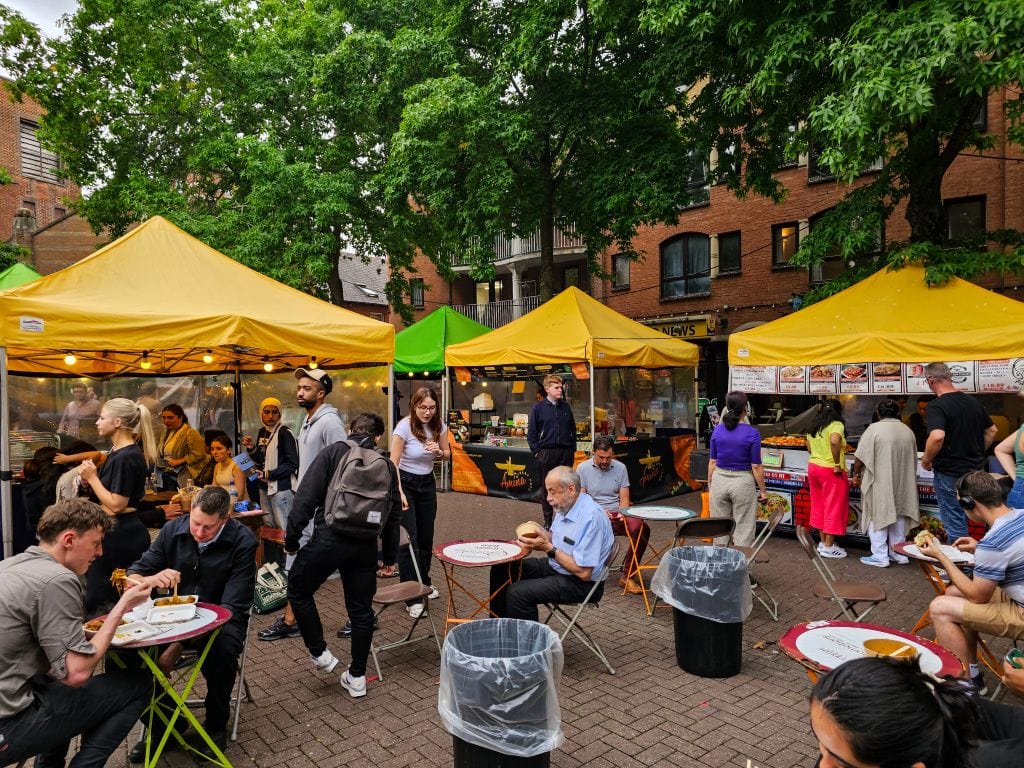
[404, 87, 1024, 405]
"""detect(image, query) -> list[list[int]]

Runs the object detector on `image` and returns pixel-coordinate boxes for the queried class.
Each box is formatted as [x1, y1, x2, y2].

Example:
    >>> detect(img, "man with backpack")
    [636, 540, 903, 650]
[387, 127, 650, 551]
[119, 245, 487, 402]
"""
[283, 412, 401, 698]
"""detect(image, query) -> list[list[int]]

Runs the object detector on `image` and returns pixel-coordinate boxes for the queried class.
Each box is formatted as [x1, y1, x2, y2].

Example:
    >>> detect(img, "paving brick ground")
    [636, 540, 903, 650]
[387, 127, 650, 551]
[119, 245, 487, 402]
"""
[125, 489, 1022, 768]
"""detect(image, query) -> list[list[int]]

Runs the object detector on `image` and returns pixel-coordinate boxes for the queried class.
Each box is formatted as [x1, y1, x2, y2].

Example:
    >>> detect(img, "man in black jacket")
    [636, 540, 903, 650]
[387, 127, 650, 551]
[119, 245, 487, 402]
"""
[127, 485, 256, 761]
[284, 412, 401, 699]
[527, 375, 577, 528]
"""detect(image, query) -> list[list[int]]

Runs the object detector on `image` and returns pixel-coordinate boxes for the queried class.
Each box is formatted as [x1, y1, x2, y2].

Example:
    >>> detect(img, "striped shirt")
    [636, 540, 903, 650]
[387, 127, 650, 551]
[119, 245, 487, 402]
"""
[974, 509, 1024, 605]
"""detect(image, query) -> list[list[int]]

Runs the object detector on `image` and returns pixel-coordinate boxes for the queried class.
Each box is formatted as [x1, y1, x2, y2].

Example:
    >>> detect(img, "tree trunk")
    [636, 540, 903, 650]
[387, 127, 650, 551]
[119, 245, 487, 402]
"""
[903, 129, 947, 243]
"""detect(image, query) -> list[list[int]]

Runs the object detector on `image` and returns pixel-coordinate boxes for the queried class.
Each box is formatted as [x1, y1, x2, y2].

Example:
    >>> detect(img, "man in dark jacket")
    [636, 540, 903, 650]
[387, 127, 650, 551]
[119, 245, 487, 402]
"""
[527, 374, 577, 528]
[285, 412, 401, 699]
[127, 485, 256, 760]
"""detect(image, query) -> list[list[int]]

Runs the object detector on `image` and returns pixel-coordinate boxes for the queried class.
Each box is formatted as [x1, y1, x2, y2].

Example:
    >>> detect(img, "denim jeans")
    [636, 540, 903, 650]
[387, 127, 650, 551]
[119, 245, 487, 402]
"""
[0, 667, 149, 768]
[1008, 476, 1024, 510]
[933, 470, 968, 542]
[259, 488, 294, 531]
[397, 470, 437, 598]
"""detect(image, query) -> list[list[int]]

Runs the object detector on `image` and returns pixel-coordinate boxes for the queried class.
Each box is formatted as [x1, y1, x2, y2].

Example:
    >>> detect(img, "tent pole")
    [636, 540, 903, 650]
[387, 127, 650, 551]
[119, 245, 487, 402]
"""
[589, 362, 596, 448]
[387, 365, 394, 436]
[232, 365, 242, 451]
[1, 347, 12, 559]
[441, 368, 449, 492]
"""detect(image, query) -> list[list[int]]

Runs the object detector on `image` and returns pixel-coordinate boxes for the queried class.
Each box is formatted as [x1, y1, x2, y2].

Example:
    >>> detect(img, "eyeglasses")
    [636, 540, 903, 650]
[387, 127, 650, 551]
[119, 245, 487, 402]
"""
[262, 409, 280, 415]
[416, 405, 437, 412]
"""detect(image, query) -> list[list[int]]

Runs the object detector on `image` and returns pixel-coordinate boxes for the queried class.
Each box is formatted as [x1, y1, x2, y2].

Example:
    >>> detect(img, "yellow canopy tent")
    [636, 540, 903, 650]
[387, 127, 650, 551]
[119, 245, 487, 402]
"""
[729, 265, 1024, 366]
[445, 286, 698, 368]
[0, 215, 395, 556]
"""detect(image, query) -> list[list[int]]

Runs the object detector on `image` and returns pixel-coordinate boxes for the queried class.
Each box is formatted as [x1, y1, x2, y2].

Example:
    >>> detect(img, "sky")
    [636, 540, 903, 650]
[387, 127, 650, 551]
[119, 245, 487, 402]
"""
[5, 0, 77, 40]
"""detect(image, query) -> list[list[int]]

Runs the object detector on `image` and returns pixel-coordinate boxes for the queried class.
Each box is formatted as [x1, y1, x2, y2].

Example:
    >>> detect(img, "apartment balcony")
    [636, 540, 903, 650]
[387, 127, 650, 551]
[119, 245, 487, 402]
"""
[449, 225, 586, 272]
[450, 296, 543, 329]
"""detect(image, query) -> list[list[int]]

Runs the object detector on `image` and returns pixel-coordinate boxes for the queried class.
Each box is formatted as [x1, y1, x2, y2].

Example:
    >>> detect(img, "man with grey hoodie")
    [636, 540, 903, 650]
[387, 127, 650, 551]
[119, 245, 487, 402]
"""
[259, 368, 347, 641]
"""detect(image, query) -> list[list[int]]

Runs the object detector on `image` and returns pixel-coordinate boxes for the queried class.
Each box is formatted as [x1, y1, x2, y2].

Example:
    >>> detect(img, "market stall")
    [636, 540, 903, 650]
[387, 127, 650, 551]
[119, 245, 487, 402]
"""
[727, 265, 1024, 540]
[0, 215, 395, 557]
[445, 287, 700, 502]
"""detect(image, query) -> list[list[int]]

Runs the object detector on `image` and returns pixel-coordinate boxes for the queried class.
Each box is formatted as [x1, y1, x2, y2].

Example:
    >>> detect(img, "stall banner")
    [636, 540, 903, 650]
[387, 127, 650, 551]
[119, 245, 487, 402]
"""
[732, 358, 1021, 394]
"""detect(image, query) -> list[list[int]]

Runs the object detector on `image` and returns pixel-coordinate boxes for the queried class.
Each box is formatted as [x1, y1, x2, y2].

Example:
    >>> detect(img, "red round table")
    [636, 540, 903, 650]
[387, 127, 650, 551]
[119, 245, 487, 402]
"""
[434, 540, 526, 631]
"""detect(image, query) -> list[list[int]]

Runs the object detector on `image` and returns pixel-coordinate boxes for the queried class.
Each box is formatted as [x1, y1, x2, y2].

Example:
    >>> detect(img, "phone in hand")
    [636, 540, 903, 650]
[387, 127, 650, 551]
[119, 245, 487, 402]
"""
[1006, 647, 1024, 669]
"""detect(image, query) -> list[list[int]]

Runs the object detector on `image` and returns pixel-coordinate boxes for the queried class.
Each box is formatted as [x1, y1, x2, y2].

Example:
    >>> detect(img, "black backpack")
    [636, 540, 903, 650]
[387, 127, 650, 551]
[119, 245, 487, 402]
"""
[323, 440, 393, 535]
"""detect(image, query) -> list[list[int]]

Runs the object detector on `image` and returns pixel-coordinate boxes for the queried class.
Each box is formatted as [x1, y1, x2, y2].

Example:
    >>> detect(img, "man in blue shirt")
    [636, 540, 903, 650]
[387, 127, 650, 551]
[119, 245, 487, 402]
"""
[489, 466, 614, 621]
[527, 375, 577, 528]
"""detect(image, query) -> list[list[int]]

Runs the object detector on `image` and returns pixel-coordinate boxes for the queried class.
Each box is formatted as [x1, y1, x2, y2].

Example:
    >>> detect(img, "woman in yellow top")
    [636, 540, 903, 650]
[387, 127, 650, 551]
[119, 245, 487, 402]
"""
[157, 404, 207, 490]
[805, 399, 849, 558]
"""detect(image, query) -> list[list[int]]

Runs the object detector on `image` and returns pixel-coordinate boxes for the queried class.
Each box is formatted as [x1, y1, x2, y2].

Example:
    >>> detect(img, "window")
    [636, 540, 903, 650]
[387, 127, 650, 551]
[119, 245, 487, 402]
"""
[410, 278, 424, 309]
[777, 125, 800, 169]
[974, 96, 988, 132]
[54, 206, 66, 219]
[945, 196, 986, 243]
[717, 231, 741, 274]
[772, 222, 799, 266]
[807, 139, 835, 182]
[682, 149, 710, 208]
[661, 234, 710, 298]
[612, 254, 630, 290]
[563, 265, 579, 289]
[20, 119, 63, 185]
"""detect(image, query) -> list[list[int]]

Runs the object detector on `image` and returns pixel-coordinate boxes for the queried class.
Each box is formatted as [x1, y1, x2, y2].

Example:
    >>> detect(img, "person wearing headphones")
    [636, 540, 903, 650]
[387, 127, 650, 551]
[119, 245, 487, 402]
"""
[920, 470, 1024, 695]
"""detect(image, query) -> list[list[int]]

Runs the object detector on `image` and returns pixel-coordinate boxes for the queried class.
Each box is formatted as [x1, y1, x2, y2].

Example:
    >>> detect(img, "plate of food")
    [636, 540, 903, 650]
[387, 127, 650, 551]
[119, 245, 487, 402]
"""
[872, 363, 901, 377]
[110, 621, 161, 646]
[757, 492, 790, 520]
[809, 365, 836, 380]
[906, 531, 973, 564]
[82, 616, 129, 639]
[841, 365, 866, 380]
[780, 365, 805, 379]
[148, 595, 199, 624]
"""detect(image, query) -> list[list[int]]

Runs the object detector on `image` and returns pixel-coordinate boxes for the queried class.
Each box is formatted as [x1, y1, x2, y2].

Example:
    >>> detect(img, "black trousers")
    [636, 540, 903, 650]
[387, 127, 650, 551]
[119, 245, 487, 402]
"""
[287, 525, 377, 677]
[398, 470, 437, 598]
[535, 447, 575, 528]
[488, 557, 601, 622]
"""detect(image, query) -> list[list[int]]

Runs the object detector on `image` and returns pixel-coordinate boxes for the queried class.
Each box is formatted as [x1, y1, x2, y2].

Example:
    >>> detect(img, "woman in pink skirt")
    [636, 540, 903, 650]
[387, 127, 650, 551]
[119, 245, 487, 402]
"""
[805, 400, 849, 558]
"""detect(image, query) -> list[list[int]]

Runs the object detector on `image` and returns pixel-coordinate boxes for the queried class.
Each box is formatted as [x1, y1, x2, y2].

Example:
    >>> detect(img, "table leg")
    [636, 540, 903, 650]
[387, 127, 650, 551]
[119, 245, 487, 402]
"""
[438, 560, 522, 632]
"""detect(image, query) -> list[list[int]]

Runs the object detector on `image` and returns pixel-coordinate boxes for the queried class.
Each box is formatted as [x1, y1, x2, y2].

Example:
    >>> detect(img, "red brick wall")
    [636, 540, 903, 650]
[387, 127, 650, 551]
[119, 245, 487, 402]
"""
[31, 214, 110, 274]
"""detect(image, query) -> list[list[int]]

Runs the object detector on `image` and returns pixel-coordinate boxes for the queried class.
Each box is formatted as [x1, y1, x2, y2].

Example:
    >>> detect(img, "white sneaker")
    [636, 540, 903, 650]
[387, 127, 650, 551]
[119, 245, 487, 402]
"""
[311, 648, 339, 673]
[340, 670, 367, 698]
[820, 545, 847, 559]
[859, 555, 889, 568]
[408, 603, 425, 619]
[427, 586, 440, 600]
[889, 552, 910, 565]
[817, 541, 828, 553]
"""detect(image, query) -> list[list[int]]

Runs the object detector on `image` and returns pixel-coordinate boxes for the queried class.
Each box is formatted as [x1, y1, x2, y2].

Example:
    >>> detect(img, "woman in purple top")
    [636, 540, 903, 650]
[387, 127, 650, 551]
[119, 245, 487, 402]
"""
[708, 391, 767, 547]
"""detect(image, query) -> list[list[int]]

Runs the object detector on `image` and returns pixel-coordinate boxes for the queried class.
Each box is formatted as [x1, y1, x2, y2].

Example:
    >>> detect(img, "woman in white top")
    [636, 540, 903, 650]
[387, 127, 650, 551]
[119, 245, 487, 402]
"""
[209, 435, 248, 502]
[390, 387, 450, 616]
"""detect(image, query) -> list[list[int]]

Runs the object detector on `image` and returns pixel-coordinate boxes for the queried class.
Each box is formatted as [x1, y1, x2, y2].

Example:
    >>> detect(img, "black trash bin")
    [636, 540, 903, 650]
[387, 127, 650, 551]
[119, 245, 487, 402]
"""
[439, 619, 563, 768]
[651, 546, 751, 678]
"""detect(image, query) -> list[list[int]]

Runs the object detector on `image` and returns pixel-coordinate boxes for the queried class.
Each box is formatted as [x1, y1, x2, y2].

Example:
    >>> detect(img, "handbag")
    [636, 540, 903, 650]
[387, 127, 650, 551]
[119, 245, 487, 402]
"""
[252, 561, 288, 615]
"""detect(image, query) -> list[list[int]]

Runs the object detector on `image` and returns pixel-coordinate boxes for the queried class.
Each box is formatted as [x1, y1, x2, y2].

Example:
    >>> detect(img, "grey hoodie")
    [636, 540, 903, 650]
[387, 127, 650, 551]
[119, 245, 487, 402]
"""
[296, 403, 347, 486]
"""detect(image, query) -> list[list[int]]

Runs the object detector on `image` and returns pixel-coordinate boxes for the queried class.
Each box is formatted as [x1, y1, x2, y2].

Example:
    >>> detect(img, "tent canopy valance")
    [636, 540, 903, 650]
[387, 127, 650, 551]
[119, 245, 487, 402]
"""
[0, 216, 394, 377]
[445, 287, 698, 368]
[728, 265, 1024, 366]
[395, 306, 489, 374]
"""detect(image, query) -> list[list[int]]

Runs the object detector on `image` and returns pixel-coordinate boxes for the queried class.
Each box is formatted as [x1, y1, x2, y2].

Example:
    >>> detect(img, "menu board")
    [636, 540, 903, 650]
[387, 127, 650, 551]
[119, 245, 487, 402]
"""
[732, 359, 1023, 394]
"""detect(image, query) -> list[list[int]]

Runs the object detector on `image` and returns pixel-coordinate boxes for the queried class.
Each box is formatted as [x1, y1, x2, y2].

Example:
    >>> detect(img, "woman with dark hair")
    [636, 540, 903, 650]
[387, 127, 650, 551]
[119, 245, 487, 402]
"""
[708, 391, 767, 547]
[209, 434, 248, 501]
[390, 387, 449, 617]
[852, 399, 920, 567]
[806, 399, 849, 558]
[157, 404, 206, 491]
[810, 656, 1023, 768]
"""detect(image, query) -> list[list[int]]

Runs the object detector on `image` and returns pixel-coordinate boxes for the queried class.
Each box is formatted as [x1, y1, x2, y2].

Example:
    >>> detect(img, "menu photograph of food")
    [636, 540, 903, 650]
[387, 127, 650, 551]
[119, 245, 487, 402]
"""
[870, 362, 903, 393]
[838, 363, 869, 394]
[808, 364, 837, 394]
[778, 365, 807, 393]
[905, 362, 930, 393]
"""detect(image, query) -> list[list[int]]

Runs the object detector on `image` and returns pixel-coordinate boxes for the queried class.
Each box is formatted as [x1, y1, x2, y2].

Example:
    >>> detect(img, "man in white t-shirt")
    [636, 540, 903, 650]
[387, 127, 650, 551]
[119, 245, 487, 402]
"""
[577, 437, 649, 594]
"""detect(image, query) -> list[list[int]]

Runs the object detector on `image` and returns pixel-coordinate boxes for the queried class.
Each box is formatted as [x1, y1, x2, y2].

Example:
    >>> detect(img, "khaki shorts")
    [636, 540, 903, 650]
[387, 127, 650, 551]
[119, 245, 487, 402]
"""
[962, 587, 1024, 640]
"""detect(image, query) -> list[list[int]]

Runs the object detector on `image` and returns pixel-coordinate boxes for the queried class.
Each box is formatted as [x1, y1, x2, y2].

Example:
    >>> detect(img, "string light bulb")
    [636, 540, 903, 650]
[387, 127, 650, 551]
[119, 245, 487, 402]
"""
[140, 352, 152, 370]
[309, 356, 319, 370]
[262, 358, 274, 373]
[202, 350, 214, 364]
[64, 354, 77, 366]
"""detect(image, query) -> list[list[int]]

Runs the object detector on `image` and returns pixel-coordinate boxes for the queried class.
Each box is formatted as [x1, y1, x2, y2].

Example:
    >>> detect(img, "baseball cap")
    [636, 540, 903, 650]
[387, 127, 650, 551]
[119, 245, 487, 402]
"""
[294, 368, 333, 394]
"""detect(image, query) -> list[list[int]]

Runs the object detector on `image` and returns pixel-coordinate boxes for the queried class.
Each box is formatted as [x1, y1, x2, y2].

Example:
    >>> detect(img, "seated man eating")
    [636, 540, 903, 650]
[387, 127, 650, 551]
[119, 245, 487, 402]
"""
[127, 485, 256, 760]
[922, 470, 1024, 694]
[0, 498, 152, 768]
[489, 466, 613, 620]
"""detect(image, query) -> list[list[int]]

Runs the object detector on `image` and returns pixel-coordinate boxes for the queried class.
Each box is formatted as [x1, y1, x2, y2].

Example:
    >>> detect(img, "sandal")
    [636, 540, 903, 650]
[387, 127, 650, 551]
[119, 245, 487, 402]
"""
[376, 564, 397, 578]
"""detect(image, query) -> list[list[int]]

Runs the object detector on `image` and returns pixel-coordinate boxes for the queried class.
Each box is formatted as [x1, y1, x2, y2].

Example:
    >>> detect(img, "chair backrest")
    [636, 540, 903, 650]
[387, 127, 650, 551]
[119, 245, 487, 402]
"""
[577, 540, 621, 607]
[745, 507, 785, 563]
[676, 516, 735, 545]
[398, 527, 426, 584]
[795, 524, 841, 585]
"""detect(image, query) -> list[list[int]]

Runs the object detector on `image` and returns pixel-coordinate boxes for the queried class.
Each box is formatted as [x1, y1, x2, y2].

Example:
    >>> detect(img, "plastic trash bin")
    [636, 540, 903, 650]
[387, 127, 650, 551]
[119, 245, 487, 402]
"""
[439, 619, 563, 767]
[650, 545, 752, 677]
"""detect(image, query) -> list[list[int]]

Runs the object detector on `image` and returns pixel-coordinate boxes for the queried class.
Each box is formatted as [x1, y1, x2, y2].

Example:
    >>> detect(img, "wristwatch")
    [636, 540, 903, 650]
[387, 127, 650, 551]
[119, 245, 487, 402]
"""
[547, 546, 558, 559]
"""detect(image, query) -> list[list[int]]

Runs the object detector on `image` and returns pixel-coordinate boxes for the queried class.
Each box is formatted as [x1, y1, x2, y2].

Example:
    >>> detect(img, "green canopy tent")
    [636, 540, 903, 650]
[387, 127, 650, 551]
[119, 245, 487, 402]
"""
[395, 307, 490, 490]
[0, 263, 41, 291]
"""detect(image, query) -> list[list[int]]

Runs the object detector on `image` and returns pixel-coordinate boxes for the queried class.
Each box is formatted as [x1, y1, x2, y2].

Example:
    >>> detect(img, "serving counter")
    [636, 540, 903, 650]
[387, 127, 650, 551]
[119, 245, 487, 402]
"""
[450, 433, 699, 504]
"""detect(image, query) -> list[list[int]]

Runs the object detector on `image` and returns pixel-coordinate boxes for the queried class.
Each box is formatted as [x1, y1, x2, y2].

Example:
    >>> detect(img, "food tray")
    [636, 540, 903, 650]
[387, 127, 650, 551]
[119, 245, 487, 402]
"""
[82, 617, 128, 639]
[111, 621, 161, 646]
[148, 597, 199, 624]
[904, 544, 974, 565]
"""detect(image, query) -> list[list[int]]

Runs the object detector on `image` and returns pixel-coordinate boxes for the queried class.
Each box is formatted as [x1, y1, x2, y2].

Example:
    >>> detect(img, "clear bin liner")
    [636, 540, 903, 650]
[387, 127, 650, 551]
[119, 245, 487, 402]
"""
[650, 546, 752, 623]
[438, 619, 563, 757]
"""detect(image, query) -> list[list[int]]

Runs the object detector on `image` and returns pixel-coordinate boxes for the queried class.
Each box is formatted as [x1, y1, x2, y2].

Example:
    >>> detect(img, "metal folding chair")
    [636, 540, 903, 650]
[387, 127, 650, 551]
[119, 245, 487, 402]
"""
[675, 516, 736, 546]
[184, 608, 256, 742]
[731, 508, 785, 621]
[542, 541, 621, 675]
[368, 529, 442, 682]
[795, 526, 886, 621]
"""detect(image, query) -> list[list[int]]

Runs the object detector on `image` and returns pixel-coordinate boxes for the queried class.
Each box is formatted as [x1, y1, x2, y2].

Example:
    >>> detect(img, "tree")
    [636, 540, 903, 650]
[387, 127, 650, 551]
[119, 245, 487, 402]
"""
[381, 0, 705, 300]
[637, 0, 1024, 289]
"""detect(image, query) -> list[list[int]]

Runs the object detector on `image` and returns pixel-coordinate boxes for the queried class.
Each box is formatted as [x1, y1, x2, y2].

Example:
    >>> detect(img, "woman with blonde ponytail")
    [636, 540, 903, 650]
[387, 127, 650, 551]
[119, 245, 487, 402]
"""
[79, 398, 157, 615]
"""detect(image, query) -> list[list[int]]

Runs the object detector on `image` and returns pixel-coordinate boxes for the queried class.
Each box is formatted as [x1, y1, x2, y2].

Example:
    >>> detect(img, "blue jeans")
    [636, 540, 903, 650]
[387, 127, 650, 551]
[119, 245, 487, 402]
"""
[933, 470, 968, 542]
[0, 667, 149, 768]
[1008, 476, 1024, 510]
